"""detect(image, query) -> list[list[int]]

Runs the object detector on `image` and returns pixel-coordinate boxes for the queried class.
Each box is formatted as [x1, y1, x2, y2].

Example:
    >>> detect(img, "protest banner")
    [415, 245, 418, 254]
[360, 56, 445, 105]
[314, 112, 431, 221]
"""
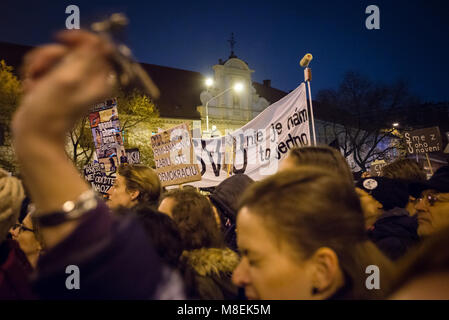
[403, 126, 443, 155]
[89, 98, 126, 177]
[83, 162, 114, 197]
[125, 148, 141, 164]
[151, 123, 202, 187]
[369, 159, 387, 177]
[188, 83, 310, 187]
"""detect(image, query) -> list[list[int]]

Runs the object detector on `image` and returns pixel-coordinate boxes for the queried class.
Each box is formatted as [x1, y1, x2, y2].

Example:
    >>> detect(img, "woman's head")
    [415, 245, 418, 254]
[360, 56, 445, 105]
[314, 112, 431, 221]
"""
[279, 146, 354, 185]
[10, 208, 43, 268]
[108, 165, 161, 209]
[0, 168, 25, 243]
[355, 187, 383, 229]
[158, 189, 224, 251]
[232, 166, 369, 300]
[355, 177, 410, 228]
[133, 204, 183, 268]
[381, 159, 427, 216]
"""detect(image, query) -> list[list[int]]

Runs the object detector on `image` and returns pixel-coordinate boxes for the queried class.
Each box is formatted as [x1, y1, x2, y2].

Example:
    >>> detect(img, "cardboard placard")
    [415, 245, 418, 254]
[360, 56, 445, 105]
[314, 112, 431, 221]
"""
[404, 127, 442, 155]
[125, 148, 141, 164]
[369, 159, 387, 177]
[89, 98, 126, 177]
[151, 123, 201, 187]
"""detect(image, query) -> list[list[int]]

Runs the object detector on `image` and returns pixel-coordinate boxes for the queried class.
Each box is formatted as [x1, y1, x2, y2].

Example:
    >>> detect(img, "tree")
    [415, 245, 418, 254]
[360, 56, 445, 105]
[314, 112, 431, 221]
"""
[316, 71, 419, 172]
[0, 60, 21, 173]
[117, 89, 159, 168]
[66, 88, 159, 169]
[66, 116, 96, 170]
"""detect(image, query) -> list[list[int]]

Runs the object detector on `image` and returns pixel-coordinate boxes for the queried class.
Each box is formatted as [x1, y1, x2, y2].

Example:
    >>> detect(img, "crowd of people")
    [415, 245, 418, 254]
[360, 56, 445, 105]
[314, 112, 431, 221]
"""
[1, 30, 448, 300]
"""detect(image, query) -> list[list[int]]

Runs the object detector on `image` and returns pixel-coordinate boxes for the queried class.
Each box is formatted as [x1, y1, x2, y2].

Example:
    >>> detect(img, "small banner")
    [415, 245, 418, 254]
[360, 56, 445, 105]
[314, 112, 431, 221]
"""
[83, 162, 115, 197]
[369, 159, 387, 177]
[125, 148, 141, 164]
[151, 123, 202, 187]
[404, 126, 443, 155]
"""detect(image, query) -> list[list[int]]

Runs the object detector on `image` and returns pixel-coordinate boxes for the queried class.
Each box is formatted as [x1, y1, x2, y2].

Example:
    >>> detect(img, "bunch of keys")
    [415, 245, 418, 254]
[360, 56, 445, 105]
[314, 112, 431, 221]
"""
[91, 13, 160, 99]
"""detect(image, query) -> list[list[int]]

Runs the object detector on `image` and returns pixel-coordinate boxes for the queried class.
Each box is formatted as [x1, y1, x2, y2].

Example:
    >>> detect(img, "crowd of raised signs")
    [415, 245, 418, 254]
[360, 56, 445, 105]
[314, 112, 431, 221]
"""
[1, 30, 448, 300]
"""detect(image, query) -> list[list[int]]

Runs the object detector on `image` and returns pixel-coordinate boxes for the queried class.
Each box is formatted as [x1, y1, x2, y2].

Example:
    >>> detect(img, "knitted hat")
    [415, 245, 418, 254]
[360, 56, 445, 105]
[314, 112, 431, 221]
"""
[0, 168, 25, 242]
[356, 177, 409, 210]
[209, 174, 254, 225]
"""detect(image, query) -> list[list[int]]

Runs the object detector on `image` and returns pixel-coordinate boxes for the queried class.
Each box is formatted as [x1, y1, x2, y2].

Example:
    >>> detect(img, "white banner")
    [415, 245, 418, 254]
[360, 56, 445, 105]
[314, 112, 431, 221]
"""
[189, 83, 310, 187]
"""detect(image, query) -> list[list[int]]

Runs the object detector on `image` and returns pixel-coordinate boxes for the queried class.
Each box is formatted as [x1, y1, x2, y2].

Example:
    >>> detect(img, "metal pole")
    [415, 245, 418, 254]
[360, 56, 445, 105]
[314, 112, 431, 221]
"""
[204, 87, 232, 135]
[425, 153, 434, 175]
[205, 100, 210, 133]
[306, 74, 317, 146]
[300, 54, 316, 146]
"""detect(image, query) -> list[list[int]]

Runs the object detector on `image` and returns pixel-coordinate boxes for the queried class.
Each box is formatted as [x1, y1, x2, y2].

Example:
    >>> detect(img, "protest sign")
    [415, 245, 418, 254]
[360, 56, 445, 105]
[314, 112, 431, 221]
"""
[125, 148, 141, 164]
[189, 83, 310, 187]
[404, 127, 442, 155]
[83, 162, 115, 197]
[89, 98, 126, 177]
[151, 123, 202, 187]
[369, 160, 387, 177]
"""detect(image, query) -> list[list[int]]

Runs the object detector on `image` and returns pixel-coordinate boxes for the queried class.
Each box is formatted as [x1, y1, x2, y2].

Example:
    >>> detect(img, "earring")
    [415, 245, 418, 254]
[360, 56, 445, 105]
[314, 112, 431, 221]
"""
[311, 287, 319, 295]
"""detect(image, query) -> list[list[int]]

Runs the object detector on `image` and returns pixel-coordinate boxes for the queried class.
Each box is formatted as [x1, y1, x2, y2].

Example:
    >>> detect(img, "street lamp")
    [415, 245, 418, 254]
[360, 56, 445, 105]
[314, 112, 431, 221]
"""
[204, 81, 244, 135]
[205, 78, 214, 88]
[393, 122, 399, 127]
[233, 82, 244, 93]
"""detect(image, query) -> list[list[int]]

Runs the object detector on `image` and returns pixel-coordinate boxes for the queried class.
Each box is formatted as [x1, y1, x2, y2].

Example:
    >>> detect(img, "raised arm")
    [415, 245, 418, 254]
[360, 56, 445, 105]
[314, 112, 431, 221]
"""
[12, 30, 116, 248]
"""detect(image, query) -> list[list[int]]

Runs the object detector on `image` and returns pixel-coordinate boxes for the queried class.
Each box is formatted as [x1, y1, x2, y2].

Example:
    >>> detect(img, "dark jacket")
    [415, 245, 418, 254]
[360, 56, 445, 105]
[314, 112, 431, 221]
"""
[0, 239, 35, 299]
[180, 247, 239, 300]
[32, 201, 174, 299]
[209, 174, 254, 251]
[368, 207, 419, 260]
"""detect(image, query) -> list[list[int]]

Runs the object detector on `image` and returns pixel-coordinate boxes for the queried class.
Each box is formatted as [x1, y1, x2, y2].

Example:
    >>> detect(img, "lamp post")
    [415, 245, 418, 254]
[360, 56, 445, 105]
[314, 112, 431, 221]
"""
[299, 53, 316, 146]
[203, 79, 244, 136]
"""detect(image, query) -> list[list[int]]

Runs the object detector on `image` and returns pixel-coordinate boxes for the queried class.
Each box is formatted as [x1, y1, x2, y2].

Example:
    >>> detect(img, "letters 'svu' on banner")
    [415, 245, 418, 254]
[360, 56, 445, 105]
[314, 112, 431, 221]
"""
[191, 83, 310, 188]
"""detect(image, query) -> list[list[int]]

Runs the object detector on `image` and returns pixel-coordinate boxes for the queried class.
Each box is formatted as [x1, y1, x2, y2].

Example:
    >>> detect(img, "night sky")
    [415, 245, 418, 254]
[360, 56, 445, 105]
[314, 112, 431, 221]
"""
[1, 0, 448, 102]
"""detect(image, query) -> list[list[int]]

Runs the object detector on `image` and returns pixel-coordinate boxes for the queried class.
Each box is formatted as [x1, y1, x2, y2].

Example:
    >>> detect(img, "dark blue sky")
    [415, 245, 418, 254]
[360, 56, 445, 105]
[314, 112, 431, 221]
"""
[1, 0, 448, 102]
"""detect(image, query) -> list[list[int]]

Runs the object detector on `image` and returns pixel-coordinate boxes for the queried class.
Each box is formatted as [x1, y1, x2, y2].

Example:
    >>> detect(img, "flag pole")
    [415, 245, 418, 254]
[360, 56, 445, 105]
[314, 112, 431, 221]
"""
[300, 53, 317, 146]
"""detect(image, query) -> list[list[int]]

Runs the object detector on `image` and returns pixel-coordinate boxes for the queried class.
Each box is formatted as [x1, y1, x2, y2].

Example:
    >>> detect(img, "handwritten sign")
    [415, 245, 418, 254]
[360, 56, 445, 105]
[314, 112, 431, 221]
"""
[404, 127, 442, 155]
[369, 159, 387, 177]
[151, 123, 201, 187]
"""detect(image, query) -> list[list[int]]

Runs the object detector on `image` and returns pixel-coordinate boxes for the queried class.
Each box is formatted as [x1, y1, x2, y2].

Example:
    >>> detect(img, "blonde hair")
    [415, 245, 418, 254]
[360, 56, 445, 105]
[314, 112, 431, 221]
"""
[118, 165, 161, 205]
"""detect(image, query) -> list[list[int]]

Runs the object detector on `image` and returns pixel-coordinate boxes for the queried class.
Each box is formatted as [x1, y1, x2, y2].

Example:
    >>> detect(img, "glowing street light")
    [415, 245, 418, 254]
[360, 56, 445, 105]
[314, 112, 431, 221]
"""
[393, 122, 399, 127]
[205, 78, 214, 88]
[233, 82, 244, 93]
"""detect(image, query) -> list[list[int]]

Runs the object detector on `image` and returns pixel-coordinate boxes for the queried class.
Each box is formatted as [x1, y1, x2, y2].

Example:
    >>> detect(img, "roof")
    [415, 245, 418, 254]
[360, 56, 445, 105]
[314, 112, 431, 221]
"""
[252, 82, 288, 105]
[0, 41, 290, 119]
[140, 63, 203, 119]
